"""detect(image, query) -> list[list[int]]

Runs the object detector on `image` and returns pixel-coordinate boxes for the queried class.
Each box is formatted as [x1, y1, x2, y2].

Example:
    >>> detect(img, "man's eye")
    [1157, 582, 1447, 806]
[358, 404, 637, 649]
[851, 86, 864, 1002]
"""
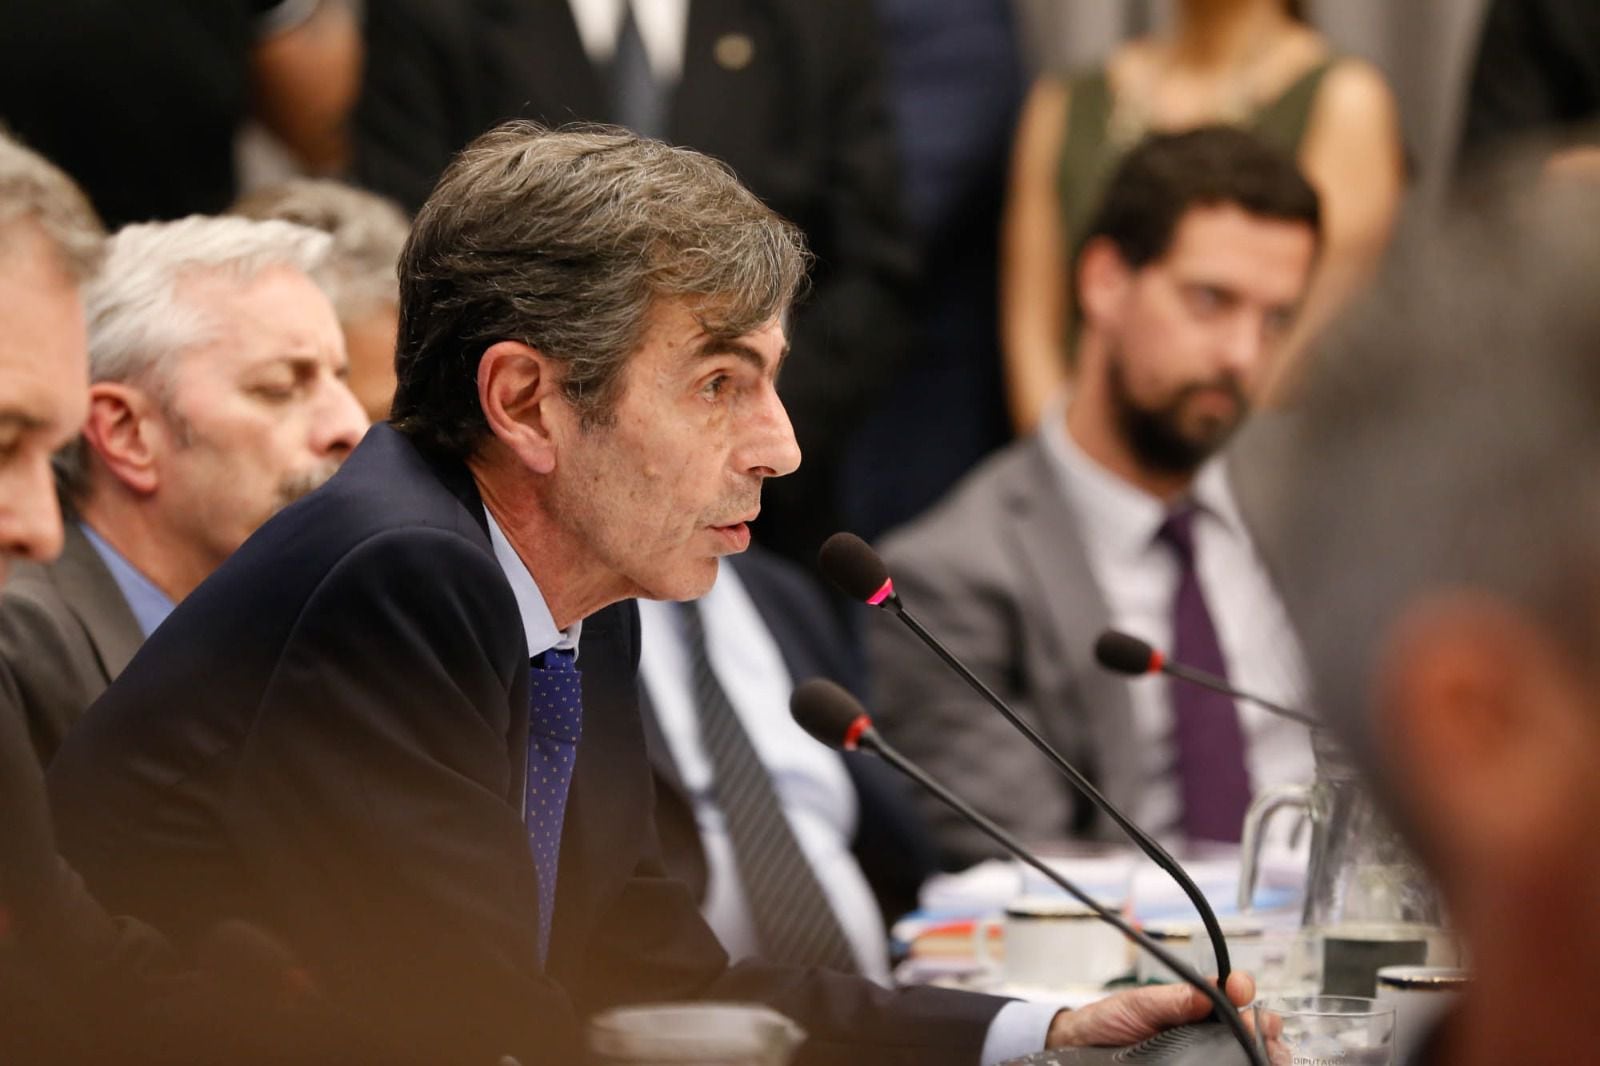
[701, 374, 730, 399]
[249, 383, 297, 403]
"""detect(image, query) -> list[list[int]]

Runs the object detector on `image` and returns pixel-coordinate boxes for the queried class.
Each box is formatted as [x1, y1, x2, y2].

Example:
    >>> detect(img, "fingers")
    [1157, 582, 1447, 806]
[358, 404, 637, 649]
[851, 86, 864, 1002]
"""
[1224, 970, 1256, 1007]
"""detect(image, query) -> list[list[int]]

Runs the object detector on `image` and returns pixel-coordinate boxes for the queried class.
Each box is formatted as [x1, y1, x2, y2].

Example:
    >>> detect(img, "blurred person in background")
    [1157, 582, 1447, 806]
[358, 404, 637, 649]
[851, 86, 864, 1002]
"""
[0, 0, 360, 227]
[1455, 0, 1600, 183]
[871, 129, 1318, 868]
[838, 0, 1025, 544]
[1257, 170, 1600, 1066]
[0, 216, 367, 765]
[354, 0, 917, 573]
[1001, 0, 1402, 434]
[0, 123, 173, 1066]
[234, 178, 411, 421]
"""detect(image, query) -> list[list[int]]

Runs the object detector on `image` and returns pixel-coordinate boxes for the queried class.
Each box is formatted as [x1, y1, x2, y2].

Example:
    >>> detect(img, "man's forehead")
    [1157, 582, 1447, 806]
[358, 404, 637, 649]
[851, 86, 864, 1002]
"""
[1157, 206, 1316, 290]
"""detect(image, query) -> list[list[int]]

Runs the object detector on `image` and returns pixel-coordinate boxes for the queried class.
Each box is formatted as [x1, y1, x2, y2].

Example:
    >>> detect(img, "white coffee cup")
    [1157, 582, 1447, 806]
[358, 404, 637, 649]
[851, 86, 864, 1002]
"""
[974, 896, 1129, 989]
[1135, 917, 1265, 985]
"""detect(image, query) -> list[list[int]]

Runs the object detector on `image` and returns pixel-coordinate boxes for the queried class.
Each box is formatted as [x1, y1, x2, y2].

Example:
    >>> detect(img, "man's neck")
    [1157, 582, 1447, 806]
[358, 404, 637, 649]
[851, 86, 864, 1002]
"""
[76, 490, 209, 604]
[1063, 375, 1195, 504]
[468, 452, 626, 632]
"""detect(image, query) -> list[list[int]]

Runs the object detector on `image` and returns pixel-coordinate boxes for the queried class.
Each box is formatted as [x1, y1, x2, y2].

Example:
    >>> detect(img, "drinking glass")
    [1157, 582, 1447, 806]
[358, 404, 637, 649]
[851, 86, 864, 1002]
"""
[1254, 995, 1396, 1066]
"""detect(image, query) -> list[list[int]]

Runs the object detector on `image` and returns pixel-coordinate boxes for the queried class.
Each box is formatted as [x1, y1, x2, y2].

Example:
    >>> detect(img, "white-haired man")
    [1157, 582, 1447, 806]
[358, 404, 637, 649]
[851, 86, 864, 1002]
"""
[0, 214, 368, 763]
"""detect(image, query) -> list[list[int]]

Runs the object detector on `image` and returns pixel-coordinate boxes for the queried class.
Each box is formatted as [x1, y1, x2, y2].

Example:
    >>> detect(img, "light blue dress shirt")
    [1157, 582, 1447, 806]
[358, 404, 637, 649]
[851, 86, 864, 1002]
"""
[79, 523, 174, 638]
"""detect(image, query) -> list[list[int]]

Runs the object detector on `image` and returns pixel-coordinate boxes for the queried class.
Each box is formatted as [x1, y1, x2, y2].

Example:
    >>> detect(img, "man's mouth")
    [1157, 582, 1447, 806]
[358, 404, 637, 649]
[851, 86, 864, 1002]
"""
[710, 513, 757, 551]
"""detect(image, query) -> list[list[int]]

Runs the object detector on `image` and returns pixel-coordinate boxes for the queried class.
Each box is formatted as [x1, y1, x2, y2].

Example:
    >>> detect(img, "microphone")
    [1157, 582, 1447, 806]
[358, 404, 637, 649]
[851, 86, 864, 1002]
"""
[1093, 630, 1317, 728]
[818, 532, 1235, 985]
[791, 680, 1263, 1066]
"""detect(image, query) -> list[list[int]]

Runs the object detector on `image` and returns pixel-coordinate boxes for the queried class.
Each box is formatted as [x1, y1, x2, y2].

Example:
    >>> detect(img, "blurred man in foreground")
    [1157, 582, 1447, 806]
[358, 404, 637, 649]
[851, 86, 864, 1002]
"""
[0, 130, 397, 1066]
[1260, 180, 1600, 1066]
[1, 215, 367, 763]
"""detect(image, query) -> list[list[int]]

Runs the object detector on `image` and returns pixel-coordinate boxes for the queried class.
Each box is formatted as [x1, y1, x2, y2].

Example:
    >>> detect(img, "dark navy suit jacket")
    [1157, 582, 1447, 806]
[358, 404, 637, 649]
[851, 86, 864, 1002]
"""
[47, 425, 1001, 1065]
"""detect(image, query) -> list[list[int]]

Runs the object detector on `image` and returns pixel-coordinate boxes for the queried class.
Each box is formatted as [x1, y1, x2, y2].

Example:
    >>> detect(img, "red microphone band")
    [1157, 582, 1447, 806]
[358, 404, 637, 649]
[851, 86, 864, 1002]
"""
[1148, 648, 1165, 674]
[842, 714, 872, 751]
[866, 578, 895, 606]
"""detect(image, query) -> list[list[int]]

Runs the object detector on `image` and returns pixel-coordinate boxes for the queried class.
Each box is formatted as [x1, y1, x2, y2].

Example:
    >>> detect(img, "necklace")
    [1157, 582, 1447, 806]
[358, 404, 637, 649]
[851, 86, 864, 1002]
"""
[1106, 13, 1290, 149]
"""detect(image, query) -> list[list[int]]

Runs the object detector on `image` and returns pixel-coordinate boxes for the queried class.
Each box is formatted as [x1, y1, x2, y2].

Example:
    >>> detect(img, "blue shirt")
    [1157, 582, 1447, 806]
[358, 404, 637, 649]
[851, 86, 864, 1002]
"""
[79, 523, 174, 638]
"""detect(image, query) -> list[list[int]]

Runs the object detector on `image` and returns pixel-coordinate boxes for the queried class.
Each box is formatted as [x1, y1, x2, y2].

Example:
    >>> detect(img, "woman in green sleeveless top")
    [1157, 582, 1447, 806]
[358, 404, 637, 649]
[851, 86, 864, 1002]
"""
[1000, 0, 1403, 433]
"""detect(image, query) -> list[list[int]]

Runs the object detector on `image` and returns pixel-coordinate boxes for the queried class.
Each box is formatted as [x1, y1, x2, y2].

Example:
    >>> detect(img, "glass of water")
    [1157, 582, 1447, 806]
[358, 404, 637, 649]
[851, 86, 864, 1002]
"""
[1254, 995, 1396, 1065]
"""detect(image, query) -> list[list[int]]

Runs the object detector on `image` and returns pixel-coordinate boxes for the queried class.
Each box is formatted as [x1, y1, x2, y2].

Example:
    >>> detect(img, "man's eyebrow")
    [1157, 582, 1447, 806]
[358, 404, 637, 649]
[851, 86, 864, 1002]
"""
[0, 410, 48, 432]
[695, 336, 790, 374]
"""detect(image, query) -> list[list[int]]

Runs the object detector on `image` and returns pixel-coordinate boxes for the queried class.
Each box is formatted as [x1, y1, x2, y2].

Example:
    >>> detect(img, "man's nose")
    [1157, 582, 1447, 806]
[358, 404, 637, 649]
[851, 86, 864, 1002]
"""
[1219, 314, 1271, 379]
[0, 457, 66, 567]
[742, 384, 802, 479]
[311, 377, 371, 460]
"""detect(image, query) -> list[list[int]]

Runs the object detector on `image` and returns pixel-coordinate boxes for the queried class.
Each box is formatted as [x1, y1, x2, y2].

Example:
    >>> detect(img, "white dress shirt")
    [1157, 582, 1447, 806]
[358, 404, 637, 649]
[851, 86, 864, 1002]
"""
[566, 0, 689, 83]
[636, 566, 891, 983]
[1040, 410, 1314, 838]
[486, 513, 1056, 1063]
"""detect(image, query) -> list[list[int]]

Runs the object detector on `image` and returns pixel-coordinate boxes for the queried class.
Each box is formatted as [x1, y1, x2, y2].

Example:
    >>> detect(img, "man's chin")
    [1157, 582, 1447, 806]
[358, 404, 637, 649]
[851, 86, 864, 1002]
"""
[637, 556, 722, 604]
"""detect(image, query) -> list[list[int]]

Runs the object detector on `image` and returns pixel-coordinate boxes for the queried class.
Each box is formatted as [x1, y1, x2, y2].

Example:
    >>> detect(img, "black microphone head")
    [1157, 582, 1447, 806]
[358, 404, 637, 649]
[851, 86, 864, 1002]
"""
[790, 678, 874, 751]
[818, 532, 895, 606]
[1095, 630, 1162, 676]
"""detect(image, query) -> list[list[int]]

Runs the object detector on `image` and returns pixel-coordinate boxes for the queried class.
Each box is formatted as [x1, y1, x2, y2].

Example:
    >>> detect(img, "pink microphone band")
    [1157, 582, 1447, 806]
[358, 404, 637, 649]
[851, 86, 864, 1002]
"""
[866, 578, 895, 606]
[842, 715, 872, 751]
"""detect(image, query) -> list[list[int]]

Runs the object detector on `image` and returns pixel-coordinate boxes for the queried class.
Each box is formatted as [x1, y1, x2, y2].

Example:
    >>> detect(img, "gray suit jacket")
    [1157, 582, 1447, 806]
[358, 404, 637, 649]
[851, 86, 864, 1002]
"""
[867, 428, 1284, 868]
[0, 520, 143, 764]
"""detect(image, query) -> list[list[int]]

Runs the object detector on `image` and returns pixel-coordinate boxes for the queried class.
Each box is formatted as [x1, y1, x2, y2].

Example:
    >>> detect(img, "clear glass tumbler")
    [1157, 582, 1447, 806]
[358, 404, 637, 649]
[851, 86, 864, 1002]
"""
[1254, 994, 1396, 1066]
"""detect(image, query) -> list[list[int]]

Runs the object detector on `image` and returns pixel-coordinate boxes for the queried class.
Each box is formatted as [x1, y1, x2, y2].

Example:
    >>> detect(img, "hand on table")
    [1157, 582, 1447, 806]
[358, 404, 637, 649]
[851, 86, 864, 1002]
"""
[1045, 972, 1260, 1049]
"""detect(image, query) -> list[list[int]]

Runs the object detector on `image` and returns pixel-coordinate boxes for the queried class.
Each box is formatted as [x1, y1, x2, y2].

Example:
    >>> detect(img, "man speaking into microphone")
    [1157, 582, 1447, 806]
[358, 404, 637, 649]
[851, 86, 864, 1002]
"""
[45, 123, 1251, 1065]
[869, 128, 1318, 865]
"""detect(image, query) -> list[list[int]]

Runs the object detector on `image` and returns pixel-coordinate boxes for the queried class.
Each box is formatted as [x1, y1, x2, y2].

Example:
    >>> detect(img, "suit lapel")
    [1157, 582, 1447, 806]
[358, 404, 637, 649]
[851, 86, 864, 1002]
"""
[1002, 438, 1143, 825]
[49, 520, 145, 683]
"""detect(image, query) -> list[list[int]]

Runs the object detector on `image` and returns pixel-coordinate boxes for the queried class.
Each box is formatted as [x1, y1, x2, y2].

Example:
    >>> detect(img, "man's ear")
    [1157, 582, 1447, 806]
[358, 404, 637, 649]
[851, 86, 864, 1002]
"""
[1374, 594, 1586, 871]
[477, 340, 566, 475]
[80, 383, 162, 496]
[1077, 236, 1133, 330]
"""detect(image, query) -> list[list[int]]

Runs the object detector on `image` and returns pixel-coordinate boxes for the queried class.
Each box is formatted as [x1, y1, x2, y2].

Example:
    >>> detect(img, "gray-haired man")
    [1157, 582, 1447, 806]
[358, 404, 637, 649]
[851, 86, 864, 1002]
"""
[0, 214, 367, 762]
[49, 123, 1251, 1066]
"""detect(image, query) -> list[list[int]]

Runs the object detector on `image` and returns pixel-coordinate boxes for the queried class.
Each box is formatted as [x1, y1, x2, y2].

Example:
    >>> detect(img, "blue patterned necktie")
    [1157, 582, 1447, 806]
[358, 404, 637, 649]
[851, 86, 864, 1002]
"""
[1156, 505, 1252, 842]
[524, 647, 583, 965]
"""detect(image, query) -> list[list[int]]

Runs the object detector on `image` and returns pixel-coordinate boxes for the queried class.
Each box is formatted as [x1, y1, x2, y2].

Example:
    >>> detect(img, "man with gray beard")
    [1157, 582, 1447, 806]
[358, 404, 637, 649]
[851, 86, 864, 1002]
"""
[0, 215, 367, 764]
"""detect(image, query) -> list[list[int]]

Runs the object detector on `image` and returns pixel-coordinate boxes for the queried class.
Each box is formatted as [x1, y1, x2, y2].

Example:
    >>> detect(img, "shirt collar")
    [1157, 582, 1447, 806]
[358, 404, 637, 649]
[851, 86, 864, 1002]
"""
[1039, 398, 1245, 559]
[78, 522, 175, 638]
[484, 507, 582, 660]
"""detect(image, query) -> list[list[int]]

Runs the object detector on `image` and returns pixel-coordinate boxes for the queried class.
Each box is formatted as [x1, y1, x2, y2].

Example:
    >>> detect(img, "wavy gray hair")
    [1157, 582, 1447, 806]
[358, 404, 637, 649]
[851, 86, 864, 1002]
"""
[233, 178, 409, 321]
[390, 122, 809, 456]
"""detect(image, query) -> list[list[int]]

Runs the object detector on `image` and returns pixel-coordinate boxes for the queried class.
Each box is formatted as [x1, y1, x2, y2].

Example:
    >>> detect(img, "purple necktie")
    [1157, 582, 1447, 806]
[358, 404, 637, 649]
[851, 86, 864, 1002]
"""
[1156, 506, 1252, 843]
[525, 647, 582, 966]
